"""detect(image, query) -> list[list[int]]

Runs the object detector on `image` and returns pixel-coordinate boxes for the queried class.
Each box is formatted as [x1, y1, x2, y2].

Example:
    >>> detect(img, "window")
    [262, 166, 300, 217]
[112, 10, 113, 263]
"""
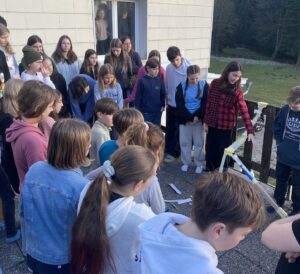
[94, 0, 147, 58]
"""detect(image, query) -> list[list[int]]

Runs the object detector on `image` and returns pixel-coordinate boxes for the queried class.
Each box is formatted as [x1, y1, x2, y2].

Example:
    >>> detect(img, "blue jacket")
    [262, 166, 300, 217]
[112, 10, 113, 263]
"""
[273, 104, 300, 170]
[175, 80, 208, 125]
[21, 161, 89, 265]
[135, 75, 166, 113]
[68, 74, 96, 122]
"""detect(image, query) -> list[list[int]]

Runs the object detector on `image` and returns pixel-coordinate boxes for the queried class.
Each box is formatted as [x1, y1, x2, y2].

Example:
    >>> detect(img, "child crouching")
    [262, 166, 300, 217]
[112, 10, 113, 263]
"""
[134, 172, 265, 274]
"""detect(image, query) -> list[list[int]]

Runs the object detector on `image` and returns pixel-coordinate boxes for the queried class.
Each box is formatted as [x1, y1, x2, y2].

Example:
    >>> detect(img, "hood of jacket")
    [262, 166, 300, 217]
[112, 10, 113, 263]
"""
[6, 119, 44, 143]
[106, 196, 135, 237]
[135, 212, 223, 274]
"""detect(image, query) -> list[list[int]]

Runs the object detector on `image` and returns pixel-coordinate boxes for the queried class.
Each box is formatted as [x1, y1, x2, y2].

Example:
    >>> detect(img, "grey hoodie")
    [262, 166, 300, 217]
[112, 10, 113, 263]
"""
[166, 58, 192, 107]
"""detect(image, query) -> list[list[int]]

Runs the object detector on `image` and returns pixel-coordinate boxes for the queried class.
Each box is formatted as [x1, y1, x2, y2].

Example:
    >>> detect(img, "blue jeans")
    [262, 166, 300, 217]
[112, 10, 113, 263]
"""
[274, 161, 300, 210]
[143, 112, 162, 127]
[27, 255, 70, 274]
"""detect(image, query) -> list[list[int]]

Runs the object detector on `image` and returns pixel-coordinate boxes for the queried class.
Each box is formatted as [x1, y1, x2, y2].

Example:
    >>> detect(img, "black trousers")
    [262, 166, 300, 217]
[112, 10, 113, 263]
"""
[205, 126, 233, 171]
[164, 105, 180, 158]
[0, 165, 17, 238]
[274, 161, 300, 211]
[27, 255, 70, 274]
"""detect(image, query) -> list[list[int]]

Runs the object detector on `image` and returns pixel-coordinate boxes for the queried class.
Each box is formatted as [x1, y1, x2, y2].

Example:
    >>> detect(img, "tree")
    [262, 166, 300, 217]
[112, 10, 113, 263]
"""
[211, 0, 238, 52]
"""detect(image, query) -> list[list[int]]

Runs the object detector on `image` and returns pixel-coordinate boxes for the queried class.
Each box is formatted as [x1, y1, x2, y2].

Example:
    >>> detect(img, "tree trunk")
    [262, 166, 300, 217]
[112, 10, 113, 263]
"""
[296, 48, 300, 65]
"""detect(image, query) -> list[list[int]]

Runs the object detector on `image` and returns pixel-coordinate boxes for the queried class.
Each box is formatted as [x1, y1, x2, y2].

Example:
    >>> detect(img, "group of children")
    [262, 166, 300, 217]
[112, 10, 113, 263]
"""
[1, 15, 300, 274]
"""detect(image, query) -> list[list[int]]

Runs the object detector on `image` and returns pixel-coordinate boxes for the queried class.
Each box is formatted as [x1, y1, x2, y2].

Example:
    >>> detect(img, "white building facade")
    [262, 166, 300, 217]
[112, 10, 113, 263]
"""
[0, 0, 214, 74]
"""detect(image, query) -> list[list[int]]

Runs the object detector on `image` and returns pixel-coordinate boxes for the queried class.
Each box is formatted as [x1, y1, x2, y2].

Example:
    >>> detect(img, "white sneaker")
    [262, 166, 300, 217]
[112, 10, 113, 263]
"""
[195, 166, 203, 174]
[181, 164, 188, 172]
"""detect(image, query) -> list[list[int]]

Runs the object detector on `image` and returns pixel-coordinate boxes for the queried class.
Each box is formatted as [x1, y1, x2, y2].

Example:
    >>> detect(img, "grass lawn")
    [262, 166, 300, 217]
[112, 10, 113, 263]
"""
[209, 58, 300, 106]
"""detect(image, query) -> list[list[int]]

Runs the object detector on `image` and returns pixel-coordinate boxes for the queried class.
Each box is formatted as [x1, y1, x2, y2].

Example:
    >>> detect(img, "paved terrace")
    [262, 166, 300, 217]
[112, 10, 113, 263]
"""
[0, 159, 284, 274]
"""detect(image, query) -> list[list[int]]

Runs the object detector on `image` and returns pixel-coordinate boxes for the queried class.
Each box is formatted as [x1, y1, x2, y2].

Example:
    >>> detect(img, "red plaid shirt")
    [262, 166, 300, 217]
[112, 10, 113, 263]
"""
[204, 79, 254, 133]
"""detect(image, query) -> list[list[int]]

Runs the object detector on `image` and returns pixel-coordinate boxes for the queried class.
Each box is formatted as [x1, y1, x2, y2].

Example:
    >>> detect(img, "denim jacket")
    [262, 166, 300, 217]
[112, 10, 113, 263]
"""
[21, 161, 89, 265]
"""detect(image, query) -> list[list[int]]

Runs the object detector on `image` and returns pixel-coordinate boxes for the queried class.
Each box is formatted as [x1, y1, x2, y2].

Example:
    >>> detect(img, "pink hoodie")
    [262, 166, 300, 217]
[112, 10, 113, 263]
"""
[6, 119, 48, 190]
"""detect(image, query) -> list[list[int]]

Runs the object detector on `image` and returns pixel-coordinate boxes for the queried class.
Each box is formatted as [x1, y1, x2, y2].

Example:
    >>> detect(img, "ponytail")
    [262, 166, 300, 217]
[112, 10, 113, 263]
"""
[185, 65, 201, 98]
[71, 146, 156, 274]
[71, 173, 114, 274]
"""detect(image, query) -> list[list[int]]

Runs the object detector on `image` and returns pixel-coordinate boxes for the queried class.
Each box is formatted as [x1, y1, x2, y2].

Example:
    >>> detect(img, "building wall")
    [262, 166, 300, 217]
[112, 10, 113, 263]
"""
[0, 0, 95, 62]
[148, 0, 214, 73]
[0, 0, 214, 72]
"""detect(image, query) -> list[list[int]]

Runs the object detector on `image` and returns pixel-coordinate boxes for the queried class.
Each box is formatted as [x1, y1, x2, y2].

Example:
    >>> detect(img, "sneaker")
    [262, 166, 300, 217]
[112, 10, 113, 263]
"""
[5, 229, 21, 243]
[181, 164, 188, 172]
[195, 166, 203, 174]
[164, 154, 176, 163]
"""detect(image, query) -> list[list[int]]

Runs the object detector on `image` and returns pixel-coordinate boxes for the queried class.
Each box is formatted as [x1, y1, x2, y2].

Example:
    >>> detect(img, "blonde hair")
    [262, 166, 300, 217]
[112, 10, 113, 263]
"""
[287, 86, 300, 105]
[2, 79, 24, 117]
[0, 24, 14, 54]
[98, 64, 116, 91]
[123, 122, 165, 163]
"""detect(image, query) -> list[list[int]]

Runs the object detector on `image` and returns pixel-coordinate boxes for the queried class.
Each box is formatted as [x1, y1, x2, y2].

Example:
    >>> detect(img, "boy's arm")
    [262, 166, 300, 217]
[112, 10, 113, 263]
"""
[273, 107, 285, 144]
[94, 83, 101, 102]
[68, 89, 84, 120]
[134, 79, 143, 110]
[160, 78, 166, 108]
[261, 214, 300, 252]
[117, 83, 124, 109]
[237, 91, 254, 134]
[195, 81, 209, 120]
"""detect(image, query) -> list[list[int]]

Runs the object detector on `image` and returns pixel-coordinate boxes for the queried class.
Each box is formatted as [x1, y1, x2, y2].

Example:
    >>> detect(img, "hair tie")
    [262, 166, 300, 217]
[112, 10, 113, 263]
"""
[144, 122, 149, 131]
[103, 160, 115, 183]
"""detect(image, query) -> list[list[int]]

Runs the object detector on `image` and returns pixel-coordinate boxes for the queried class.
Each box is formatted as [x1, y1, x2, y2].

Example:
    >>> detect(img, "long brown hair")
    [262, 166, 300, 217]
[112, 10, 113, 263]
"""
[219, 61, 243, 94]
[81, 49, 99, 79]
[0, 24, 13, 54]
[47, 119, 91, 169]
[52, 35, 78, 64]
[106, 38, 128, 73]
[71, 146, 156, 274]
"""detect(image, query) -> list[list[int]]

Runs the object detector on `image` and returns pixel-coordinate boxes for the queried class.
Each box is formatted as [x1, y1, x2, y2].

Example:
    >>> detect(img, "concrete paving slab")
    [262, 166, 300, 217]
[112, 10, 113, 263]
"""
[0, 160, 283, 274]
[218, 250, 269, 274]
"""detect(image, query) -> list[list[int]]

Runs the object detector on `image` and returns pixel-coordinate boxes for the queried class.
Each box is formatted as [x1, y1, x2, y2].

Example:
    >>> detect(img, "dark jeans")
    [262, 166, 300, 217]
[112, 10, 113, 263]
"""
[164, 105, 180, 158]
[96, 39, 109, 55]
[274, 161, 300, 210]
[205, 127, 233, 171]
[0, 165, 17, 238]
[143, 112, 162, 127]
[27, 255, 70, 274]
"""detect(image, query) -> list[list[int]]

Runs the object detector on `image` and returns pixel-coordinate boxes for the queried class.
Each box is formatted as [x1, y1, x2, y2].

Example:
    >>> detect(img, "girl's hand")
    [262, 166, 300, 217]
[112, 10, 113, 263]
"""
[286, 252, 300, 263]
[203, 123, 208, 133]
[123, 100, 129, 108]
[247, 133, 254, 142]
[41, 66, 51, 78]
[193, 116, 199, 123]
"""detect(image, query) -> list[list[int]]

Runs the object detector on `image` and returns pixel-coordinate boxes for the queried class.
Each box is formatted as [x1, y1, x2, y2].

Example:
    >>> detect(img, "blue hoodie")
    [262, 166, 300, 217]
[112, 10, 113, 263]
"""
[273, 104, 300, 170]
[135, 75, 165, 113]
[68, 74, 96, 122]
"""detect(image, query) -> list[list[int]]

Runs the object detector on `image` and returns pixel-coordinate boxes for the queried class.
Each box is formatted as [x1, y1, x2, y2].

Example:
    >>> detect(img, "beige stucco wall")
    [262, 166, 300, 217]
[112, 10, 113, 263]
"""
[148, 0, 214, 72]
[0, 0, 214, 71]
[0, 0, 95, 62]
